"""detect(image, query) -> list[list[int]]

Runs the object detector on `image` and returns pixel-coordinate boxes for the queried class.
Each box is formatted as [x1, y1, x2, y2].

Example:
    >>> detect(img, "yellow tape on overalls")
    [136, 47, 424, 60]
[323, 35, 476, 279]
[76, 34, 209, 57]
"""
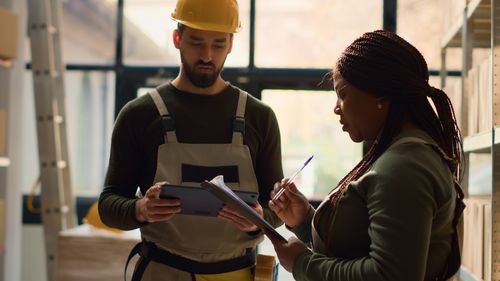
[195, 266, 253, 281]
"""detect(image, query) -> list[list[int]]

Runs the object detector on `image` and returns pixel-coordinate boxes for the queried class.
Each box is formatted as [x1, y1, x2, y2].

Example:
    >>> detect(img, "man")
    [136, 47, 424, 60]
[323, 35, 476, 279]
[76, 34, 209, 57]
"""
[98, 0, 283, 280]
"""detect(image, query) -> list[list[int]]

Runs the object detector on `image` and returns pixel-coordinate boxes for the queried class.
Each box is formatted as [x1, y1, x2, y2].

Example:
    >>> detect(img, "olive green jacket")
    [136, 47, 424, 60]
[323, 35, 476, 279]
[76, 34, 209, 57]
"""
[292, 129, 456, 281]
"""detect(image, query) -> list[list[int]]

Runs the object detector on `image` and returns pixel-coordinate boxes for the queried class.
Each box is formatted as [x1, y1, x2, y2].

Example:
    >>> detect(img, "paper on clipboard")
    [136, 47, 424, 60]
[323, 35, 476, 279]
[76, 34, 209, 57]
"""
[201, 175, 287, 243]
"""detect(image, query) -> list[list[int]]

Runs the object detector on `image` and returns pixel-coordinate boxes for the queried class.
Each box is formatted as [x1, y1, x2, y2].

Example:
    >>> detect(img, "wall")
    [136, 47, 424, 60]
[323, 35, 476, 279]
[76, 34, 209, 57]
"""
[2, 0, 31, 280]
[22, 226, 46, 281]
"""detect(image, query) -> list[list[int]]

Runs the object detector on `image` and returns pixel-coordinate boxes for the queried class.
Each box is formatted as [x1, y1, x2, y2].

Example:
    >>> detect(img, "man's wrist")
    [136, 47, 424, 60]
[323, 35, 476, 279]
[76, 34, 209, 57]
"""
[134, 198, 146, 223]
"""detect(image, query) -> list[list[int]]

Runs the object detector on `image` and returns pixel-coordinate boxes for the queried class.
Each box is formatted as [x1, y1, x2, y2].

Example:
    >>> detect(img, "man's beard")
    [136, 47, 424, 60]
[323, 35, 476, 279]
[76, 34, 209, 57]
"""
[181, 54, 225, 88]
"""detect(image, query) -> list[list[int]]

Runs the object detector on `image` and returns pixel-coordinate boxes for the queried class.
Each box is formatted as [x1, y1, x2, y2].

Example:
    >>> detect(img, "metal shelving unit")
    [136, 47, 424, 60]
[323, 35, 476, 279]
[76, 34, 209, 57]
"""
[491, 1, 500, 279]
[441, 0, 491, 49]
[440, 0, 499, 280]
[463, 131, 492, 153]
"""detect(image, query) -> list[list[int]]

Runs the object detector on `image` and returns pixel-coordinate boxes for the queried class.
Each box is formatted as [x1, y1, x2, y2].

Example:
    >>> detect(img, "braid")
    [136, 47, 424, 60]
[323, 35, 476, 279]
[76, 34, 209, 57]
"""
[329, 30, 463, 205]
[428, 87, 464, 179]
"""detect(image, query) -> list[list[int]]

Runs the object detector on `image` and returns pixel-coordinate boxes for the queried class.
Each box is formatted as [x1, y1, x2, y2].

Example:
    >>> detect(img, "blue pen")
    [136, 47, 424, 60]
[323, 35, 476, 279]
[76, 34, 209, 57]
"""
[272, 155, 314, 201]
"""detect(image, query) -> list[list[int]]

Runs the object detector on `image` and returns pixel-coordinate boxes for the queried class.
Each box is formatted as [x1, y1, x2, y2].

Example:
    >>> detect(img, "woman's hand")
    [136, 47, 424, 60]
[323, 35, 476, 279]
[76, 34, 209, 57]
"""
[218, 201, 264, 232]
[135, 181, 181, 223]
[266, 231, 308, 272]
[268, 179, 310, 228]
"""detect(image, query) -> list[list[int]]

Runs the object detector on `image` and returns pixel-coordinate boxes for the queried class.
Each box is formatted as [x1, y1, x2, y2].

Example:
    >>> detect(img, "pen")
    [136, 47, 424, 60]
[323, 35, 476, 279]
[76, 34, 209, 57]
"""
[272, 155, 314, 201]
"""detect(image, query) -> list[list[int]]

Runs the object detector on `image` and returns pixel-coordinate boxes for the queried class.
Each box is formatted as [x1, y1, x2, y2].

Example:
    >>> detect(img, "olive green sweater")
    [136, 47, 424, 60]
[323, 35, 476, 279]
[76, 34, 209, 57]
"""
[292, 129, 457, 281]
[98, 83, 284, 230]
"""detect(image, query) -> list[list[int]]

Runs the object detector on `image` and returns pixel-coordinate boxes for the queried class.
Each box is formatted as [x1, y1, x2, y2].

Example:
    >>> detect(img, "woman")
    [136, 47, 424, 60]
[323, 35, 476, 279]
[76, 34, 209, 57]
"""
[267, 30, 465, 281]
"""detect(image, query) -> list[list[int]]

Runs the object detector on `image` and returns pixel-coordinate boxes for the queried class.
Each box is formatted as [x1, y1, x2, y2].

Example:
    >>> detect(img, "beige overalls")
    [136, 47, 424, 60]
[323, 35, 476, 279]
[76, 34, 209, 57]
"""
[127, 88, 264, 281]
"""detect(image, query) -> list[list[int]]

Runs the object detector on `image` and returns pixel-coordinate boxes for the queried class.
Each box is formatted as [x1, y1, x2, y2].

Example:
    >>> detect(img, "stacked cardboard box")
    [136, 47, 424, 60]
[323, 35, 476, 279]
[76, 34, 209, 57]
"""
[462, 196, 490, 280]
[443, 78, 463, 128]
[0, 6, 18, 60]
[254, 254, 276, 281]
[57, 224, 140, 281]
[465, 54, 492, 136]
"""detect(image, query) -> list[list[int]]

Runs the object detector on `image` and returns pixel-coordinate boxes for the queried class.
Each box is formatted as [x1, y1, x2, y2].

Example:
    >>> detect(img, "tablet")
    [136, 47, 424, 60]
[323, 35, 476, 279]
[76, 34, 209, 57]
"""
[201, 176, 287, 243]
[159, 184, 258, 217]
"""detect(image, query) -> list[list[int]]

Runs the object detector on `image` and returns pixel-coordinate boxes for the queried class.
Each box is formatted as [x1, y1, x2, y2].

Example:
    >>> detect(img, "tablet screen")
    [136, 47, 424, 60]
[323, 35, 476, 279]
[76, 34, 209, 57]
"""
[159, 184, 258, 216]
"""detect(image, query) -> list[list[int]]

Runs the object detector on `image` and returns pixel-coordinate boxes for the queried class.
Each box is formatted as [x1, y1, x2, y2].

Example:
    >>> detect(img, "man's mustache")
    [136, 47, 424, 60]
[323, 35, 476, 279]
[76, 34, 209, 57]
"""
[195, 61, 216, 68]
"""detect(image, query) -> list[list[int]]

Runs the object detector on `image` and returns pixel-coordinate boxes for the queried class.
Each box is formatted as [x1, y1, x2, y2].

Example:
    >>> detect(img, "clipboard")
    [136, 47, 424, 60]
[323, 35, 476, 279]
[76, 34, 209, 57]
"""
[160, 184, 258, 217]
[201, 175, 287, 243]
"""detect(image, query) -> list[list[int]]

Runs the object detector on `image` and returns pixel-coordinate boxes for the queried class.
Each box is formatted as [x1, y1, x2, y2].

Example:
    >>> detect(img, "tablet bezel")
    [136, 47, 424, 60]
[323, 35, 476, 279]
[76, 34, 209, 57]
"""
[159, 184, 258, 216]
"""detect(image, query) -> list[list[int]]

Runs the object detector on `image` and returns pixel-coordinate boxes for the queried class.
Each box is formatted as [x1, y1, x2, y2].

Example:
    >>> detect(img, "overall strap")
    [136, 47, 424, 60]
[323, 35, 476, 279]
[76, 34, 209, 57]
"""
[124, 241, 256, 280]
[148, 89, 178, 143]
[125, 242, 150, 281]
[232, 90, 248, 145]
[389, 136, 465, 281]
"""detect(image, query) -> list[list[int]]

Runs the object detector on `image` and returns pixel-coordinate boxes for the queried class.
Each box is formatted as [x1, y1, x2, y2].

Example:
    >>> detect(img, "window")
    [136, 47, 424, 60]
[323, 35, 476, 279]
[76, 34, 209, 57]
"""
[397, 0, 462, 70]
[123, 0, 250, 66]
[21, 71, 115, 196]
[25, 0, 118, 64]
[65, 71, 115, 196]
[262, 89, 362, 200]
[261, 89, 361, 281]
[255, 0, 383, 68]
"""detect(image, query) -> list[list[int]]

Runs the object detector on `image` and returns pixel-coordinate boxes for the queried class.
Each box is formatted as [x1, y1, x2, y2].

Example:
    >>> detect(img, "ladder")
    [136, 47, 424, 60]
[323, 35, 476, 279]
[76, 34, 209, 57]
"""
[27, 0, 76, 280]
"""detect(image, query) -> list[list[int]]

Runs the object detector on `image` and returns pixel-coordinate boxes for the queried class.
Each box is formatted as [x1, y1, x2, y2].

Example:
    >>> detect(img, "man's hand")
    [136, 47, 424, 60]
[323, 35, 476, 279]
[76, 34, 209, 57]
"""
[218, 201, 263, 232]
[135, 181, 181, 223]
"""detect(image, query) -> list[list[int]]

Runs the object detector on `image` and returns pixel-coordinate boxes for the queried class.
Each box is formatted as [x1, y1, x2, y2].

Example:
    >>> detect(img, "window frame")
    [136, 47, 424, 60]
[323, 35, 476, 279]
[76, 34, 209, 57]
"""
[22, 0, 463, 219]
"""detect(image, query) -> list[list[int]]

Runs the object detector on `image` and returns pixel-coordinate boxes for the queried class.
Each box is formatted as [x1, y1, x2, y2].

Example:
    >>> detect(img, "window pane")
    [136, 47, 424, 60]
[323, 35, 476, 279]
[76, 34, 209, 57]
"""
[397, 0, 462, 70]
[21, 71, 115, 196]
[123, 0, 250, 67]
[256, 0, 383, 68]
[25, 0, 118, 64]
[65, 71, 115, 196]
[262, 90, 362, 200]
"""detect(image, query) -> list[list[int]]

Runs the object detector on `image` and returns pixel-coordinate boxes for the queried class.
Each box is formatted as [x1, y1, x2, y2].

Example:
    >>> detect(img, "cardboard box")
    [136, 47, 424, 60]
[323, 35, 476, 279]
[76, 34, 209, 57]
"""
[57, 225, 140, 281]
[461, 199, 472, 270]
[0, 6, 18, 60]
[255, 254, 276, 281]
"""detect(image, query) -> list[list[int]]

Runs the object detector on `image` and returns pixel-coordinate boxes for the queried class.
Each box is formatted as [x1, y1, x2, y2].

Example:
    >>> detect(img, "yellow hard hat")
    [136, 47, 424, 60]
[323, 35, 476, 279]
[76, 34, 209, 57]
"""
[83, 202, 124, 234]
[171, 0, 241, 33]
